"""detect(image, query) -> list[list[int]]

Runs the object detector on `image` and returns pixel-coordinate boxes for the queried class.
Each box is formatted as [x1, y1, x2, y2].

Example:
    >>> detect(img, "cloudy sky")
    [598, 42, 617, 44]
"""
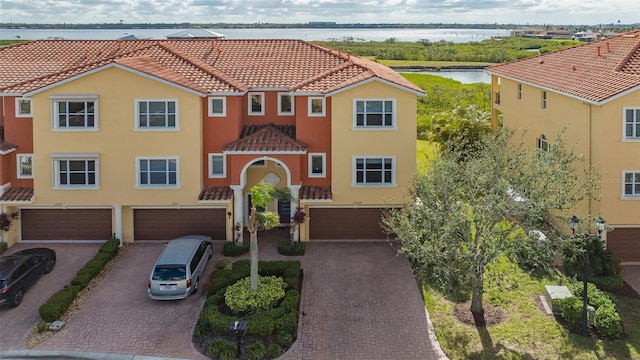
[1, 0, 639, 25]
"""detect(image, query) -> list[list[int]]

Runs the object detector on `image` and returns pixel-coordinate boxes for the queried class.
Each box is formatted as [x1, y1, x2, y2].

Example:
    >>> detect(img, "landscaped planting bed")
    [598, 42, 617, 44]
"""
[193, 260, 302, 360]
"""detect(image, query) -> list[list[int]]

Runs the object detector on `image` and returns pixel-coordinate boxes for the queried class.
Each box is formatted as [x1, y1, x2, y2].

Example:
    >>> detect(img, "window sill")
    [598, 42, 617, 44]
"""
[133, 128, 180, 131]
[352, 126, 398, 131]
[351, 184, 397, 188]
[135, 185, 181, 190]
[620, 196, 640, 200]
[308, 174, 326, 178]
[53, 186, 100, 190]
[51, 128, 99, 132]
[621, 138, 640, 142]
[208, 174, 226, 178]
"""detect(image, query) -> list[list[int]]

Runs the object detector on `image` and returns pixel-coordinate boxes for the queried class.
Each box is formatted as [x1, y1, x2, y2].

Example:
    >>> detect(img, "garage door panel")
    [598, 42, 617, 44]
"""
[608, 228, 640, 263]
[134, 209, 225, 240]
[22, 209, 112, 240]
[309, 208, 387, 240]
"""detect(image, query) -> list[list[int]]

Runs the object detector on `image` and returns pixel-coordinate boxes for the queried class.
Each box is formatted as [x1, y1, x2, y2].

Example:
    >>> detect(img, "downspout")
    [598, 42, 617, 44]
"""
[588, 103, 593, 219]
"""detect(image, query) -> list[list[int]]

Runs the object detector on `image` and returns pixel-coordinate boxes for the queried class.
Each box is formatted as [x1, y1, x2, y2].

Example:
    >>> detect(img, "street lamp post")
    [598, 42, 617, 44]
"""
[570, 215, 589, 336]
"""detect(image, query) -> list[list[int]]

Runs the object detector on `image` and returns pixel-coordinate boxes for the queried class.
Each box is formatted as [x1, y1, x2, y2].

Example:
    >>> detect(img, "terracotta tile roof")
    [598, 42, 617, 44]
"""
[300, 185, 332, 200]
[0, 140, 17, 154]
[224, 124, 308, 152]
[486, 30, 640, 104]
[0, 187, 34, 202]
[0, 39, 424, 96]
[198, 186, 233, 201]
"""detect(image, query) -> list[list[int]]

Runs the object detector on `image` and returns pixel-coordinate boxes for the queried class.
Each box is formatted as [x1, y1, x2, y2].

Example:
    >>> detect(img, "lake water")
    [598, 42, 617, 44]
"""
[0, 27, 509, 43]
[409, 71, 491, 84]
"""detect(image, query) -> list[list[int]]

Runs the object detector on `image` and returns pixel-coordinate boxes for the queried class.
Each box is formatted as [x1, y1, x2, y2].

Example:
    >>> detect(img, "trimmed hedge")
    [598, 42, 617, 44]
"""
[559, 281, 623, 339]
[277, 240, 306, 256]
[39, 239, 121, 322]
[223, 241, 250, 257]
[0, 242, 7, 254]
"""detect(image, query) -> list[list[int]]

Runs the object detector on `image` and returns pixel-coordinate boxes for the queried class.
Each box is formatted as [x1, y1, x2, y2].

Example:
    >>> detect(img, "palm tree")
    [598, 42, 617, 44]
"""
[248, 180, 292, 290]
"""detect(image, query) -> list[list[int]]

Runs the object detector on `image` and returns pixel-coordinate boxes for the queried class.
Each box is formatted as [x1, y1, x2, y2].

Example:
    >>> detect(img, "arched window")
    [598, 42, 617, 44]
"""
[537, 134, 549, 152]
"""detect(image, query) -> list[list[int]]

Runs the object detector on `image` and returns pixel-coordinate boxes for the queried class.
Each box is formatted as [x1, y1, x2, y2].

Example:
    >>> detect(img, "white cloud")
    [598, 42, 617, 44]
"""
[0, 0, 639, 24]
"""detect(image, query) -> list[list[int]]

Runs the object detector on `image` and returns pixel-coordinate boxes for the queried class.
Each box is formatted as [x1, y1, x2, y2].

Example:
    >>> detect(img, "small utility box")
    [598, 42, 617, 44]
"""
[543, 285, 573, 315]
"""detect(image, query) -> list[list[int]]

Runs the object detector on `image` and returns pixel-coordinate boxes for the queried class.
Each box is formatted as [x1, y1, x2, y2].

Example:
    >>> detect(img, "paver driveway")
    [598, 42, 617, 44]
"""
[3, 236, 446, 360]
[0, 243, 101, 351]
[34, 242, 210, 360]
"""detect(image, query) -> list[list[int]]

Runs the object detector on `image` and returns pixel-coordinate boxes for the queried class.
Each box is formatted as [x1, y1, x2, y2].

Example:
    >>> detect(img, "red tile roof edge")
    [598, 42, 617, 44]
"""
[0, 187, 34, 202]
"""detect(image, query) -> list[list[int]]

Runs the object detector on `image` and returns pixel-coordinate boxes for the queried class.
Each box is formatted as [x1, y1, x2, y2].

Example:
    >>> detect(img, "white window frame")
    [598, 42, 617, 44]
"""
[136, 156, 180, 189]
[51, 95, 99, 131]
[622, 170, 640, 198]
[135, 99, 179, 130]
[16, 153, 33, 179]
[537, 134, 549, 152]
[208, 97, 226, 117]
[308, 153, 326, 178]
[352, 156, 396, 187]
[541, 91, 547, 109]
[623, 107, 640, 141]
[208, 153, 226, 178]
[517, 84, 522, 100]
[50, 153, 99, 189]
[248, 92, 265, 116]
[308, 97, 325, 117]
[278, 93, 294, 116]
[15, 98, 32, 117]
[353, 99, 396, 129]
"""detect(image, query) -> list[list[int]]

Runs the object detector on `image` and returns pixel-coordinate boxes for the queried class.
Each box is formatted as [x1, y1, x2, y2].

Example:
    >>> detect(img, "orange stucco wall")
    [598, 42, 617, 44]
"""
[0, 96, 34, 187]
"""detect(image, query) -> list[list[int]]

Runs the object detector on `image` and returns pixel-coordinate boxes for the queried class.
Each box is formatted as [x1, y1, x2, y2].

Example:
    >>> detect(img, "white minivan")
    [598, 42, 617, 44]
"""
[148, 235, 213, 300]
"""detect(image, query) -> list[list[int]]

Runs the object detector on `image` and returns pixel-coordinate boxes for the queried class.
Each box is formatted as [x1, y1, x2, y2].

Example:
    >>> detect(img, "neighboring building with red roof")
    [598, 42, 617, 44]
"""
[0, 39, 423, 245]
[486, 31, 640, 263]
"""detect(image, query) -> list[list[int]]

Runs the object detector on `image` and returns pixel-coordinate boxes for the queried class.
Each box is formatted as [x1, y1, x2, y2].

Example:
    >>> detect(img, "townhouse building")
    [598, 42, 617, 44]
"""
[487, 31, 640, 263]
[0, 39, 424, 245]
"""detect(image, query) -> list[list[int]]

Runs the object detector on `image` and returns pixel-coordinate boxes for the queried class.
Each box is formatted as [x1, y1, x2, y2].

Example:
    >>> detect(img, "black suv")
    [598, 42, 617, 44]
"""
[0, 248, 56, 307]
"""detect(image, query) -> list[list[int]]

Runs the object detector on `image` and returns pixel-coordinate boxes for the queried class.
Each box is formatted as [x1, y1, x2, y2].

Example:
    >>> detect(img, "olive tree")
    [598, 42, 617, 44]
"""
[383, 128, 600, 326]
[248, 181, 292, 290]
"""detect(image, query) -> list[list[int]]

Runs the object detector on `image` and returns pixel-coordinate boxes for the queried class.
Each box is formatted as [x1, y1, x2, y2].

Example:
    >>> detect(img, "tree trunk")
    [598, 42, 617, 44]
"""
[470, 263, 486, 327]
[248, 207, 259, 290]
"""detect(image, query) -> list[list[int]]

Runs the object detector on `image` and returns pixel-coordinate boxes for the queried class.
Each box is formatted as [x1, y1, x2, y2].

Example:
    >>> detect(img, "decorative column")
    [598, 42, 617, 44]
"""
[113, 204, 123, 247]
[290, 185, 301, 242]
[231, 185, 244, 245]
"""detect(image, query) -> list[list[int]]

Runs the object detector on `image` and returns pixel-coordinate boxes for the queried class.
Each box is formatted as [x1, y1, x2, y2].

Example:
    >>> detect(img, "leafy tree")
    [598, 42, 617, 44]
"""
[426, 105, 492, 156]
[383, 128, 600, 326]
[247, 181, 292, 290]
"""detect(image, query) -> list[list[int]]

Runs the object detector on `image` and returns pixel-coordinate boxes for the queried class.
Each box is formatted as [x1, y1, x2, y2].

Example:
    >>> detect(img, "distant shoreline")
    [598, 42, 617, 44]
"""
[391, 65, 487, 72]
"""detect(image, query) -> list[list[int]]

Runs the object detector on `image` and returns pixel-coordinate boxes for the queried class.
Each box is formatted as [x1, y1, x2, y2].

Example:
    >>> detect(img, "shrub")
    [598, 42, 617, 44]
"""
[559, 296, 583, 331]
[589, 274, 624, 292]
[225, 276, 287, 314]
[247, 341, 266, 360]
[266, 344, 282, 358]
[569, 282, 613, 310]
[207, 339, 236, 360]
[562, 235, 622, 291]
[507, 230, 554, 274]
[39, 285, 80, 322]
[36, 321, 47, 333]
[245, 312, 276, 336]
[99, 238, 120, 257]
[223, 242, 250, 257]
[594, 303, 622, 338]
[0, 242, 7, 254]
[277, 331, 293, 347]
[277, 240, 306, 256]
[215, 259, 230, 270]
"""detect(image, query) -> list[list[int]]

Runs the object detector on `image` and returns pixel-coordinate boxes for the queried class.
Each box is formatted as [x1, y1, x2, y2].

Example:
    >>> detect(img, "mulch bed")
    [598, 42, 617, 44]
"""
[453, 300, 507, 327]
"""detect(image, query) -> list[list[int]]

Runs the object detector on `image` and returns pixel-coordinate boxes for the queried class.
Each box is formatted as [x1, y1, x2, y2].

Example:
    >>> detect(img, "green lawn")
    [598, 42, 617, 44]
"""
[422, 257, 640, 359]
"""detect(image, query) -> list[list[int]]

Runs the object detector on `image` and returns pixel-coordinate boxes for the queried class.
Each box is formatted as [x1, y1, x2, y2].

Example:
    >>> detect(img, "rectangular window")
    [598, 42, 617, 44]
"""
[51, 153, 99, 188]
[354, 156, 395, 186]
[308, 153, 326, 178]
[208, 97, 226, 117]
[136, 100, 177, 129]
[208, 153, 226, 178]
[308, 97, 325, 116]
[53, 100, 96, 129]
[16, 153, 33, 178]
[623, 171, 640, 197]
[248, 92, 264, 115]
[15, 98, 32, 117]
[517, 84, 522, 100]
[354, 99, 395, 128]
[137, 157, 179, 187]
[624, 108, 640, 139]
[278, 93, 294, 115]
[541, 91, 547, 109]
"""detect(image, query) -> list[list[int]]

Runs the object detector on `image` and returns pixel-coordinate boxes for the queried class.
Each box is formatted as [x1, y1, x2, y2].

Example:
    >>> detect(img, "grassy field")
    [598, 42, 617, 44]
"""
[423, 257, 640, 360]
